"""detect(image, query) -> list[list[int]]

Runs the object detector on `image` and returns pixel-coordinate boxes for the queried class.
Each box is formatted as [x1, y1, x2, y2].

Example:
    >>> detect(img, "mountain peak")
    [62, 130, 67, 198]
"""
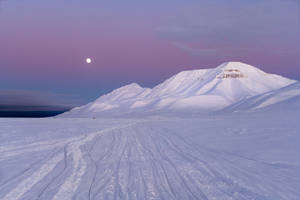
[170, 62, 263, 81]
[106, 82, 144, 94]
[119, 83, 142, 90]
[218, 62, 262, 72]
[214, 62, 268, 80]
[224, 61, 249, 66]
[92, 82, 146, 103]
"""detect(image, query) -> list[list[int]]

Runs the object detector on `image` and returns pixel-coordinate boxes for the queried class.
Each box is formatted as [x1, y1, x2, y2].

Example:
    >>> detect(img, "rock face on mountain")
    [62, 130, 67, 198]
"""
[62, 62, 296, 117]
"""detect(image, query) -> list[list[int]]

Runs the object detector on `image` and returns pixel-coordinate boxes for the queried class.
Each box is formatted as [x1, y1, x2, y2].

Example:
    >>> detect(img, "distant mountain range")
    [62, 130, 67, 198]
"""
[61, 62, 298, 117]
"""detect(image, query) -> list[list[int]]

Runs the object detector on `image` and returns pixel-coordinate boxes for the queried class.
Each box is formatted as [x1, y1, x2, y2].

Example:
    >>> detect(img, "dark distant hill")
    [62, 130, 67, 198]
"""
[0, 105, 71, 118]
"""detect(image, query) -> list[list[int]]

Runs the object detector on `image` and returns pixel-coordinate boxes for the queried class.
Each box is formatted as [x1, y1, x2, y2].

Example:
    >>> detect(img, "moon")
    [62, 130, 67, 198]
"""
[86, 58, 92, 64]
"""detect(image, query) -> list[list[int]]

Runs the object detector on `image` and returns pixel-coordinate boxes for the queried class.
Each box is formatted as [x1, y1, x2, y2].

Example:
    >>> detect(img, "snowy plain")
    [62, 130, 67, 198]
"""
[0, 110, 300, 200]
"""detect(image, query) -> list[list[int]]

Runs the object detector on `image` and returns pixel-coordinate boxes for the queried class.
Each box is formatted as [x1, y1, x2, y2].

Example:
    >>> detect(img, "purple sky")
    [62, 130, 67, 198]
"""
[0, 0, 300, 108]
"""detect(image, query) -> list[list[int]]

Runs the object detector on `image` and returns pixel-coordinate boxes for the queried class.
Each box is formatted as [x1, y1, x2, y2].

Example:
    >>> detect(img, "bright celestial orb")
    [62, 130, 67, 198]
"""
[86, 58, 92, 64]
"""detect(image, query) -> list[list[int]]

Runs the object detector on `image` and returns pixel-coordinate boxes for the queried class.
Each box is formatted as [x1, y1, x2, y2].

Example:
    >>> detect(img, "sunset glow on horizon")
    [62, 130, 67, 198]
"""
[0, 0, 300, 107]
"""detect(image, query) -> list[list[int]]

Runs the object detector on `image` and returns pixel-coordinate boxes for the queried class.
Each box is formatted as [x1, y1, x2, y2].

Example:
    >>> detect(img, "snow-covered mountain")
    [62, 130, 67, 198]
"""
[225, 82, 300, 112]
[62, 62, 296, 117]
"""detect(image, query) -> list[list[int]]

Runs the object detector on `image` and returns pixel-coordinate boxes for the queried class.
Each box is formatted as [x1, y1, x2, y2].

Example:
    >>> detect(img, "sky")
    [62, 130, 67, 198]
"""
[0, 0, 300, 110]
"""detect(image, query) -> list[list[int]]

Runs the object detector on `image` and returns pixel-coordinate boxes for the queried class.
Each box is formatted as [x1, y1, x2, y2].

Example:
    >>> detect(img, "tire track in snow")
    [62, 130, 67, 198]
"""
[1, 152, 64, 200]
[1, 119, 285, 199]
[86, 131, 117, 200]
[134, 127, 172, 200]
[90, 132, 118, 199]
[0, 155, 46, 189]
[36, 146, 68, 200]
[146, 127, 204, 200]
[52, 138, 87, 200]
[0, 133, 94, 162]
[85, 137, 101, 200]
[0, 139, 68, 160]
[113, 130, 128, 200]
[52, 123, 137, 200]
[152, 126, 270, 200]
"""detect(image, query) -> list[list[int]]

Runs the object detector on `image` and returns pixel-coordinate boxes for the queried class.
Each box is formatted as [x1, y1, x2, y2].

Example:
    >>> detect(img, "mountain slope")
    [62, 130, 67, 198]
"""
[66, 83, 151, 116]
[224, 82, 300, 112]
[62, 62, 296, 117]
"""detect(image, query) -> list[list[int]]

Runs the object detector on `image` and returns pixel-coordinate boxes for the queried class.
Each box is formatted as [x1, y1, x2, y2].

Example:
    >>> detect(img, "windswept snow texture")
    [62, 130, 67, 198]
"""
[225, 82, 300, 112]
[1, 111, 300, 200]
[62, 62, 295, 117]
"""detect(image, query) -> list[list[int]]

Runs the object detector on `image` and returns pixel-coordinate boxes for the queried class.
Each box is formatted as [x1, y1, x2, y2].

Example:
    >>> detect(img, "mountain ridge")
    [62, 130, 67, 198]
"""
[62, 62, 296, 117]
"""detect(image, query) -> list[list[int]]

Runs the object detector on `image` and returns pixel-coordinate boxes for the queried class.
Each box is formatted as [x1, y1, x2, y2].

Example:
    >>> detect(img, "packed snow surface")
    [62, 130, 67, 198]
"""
[62, 62, 295, 117]
[0, 110, 300, 200]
